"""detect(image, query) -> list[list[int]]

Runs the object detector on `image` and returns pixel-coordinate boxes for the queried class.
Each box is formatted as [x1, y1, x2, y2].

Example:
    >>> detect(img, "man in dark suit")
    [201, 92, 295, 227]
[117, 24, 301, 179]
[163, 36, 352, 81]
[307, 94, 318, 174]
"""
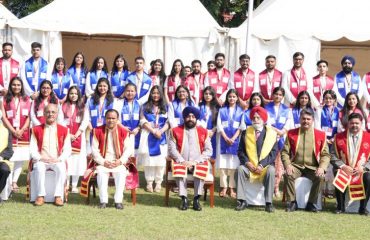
[235, 106, 279, 212]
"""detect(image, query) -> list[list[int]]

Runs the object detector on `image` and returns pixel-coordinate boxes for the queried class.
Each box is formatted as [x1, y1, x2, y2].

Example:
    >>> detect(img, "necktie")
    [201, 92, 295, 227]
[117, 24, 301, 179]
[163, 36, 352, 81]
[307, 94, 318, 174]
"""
[255, 130, 261, 140]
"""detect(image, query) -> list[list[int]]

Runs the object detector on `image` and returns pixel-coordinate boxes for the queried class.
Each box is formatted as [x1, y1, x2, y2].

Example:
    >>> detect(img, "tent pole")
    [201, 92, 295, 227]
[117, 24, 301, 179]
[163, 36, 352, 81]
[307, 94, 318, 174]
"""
[245, 0, 254, 54]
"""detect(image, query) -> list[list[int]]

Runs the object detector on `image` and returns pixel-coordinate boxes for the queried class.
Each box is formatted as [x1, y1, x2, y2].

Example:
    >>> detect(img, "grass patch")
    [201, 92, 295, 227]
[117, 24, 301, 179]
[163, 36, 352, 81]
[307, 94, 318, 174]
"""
[1, 168, 369, 240]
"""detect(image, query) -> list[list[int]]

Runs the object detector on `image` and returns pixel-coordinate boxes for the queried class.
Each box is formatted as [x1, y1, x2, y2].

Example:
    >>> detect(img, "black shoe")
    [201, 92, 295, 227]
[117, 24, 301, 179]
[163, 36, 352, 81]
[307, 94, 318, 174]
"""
[179, 197, 188, 211]
[305, 202, 318, 213]
[265, 204, 274, 213]
[286, 201, 297, 212]
[359, 209, 369, 216]
[115, 203, 124, 210]
[235, 200, 248, 211]
[98, 203, 107, 209]
[334, 209, 344, 214]
[193, 197, 202, 211]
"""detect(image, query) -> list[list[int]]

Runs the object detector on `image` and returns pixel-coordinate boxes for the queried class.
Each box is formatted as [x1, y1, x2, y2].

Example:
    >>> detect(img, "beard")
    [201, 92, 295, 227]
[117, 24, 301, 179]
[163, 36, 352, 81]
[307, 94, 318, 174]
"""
[252, 122, 264, 131]
[185, 120, 196, 129]
[343, 66, 352, 74]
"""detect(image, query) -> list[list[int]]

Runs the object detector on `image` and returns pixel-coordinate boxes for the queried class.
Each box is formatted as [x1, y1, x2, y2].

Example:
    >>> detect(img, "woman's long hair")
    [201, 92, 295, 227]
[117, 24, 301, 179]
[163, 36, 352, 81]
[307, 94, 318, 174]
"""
[52, 57, 66, 75]
[173, 85, 193, 106]
[34, 80, 58, 112]
[5, 77, 28, 105]
[69, 52, 88, 74]
[64, 85, 85, 119]
[90, 56, 108, 73]
[294, 90, 312, 110]
[111, 54, 129, 72]
[248, 92, 265, 109]
[199, 86, 220, 126]
[169, 59, 185, 79]
[92, 77, 114, 107]
[341, 92, 366, 126]
[144, 85, 167, 114]
[150, 59, 166, 87]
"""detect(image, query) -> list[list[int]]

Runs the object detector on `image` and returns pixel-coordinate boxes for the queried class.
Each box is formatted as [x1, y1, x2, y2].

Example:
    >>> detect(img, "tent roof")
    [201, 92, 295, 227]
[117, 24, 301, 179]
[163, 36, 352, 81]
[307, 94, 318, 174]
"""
[0, 3, 18, 29]
[229, 0, 370, 42]
[8, 0, 221, 38]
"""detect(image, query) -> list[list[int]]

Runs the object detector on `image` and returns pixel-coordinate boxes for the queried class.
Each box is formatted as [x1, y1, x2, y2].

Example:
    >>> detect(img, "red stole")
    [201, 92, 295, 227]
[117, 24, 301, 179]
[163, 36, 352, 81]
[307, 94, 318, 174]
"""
[150, 74, 160, 86]
[0, 58, 19, 87]
[93, 125, 128, 158]
[287, 128, 327, 163]
[289, 68, 308, 98]
[259, 69, 282, 100]
[62, 103, 82, 152]
[167, 76, 183, 102]
[312, 75, 334, 103]
[3, 97, 31, 145]
[233, 68, 255, 101]
[207, 68, 230, 98]
[171, 126, 207, 154]
[185, 73, 205, 103]
[32, 124, 68, 156]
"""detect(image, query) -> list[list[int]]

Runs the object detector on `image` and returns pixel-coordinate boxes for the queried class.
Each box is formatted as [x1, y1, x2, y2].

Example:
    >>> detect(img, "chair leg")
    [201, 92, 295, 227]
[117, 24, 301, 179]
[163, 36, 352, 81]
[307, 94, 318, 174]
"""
[210, 184, 214, 208]
[131, 189, 136, 206]
[204, 186, 208, 201]
[92, 183, 96, 198]
[165, 184, 170, 207]
[86, 183, 91, 205]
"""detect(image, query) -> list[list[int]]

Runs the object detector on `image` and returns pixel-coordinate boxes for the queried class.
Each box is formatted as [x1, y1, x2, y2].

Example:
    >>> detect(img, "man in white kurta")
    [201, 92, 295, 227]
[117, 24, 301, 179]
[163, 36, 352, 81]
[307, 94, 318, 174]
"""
[30, 104, 71, 206]
[92, 109, 133, 209]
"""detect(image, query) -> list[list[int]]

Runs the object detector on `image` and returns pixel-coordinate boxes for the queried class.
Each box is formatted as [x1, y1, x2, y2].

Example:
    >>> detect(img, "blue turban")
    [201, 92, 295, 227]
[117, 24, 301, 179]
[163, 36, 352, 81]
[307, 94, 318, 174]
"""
[182, 106, 200, 120]
[341, 55, 355, 66]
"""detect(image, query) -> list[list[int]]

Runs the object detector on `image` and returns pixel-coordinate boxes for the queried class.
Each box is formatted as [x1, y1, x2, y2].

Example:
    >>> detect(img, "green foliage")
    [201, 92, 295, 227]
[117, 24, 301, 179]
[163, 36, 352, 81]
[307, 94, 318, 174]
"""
[3, 0, 53, 18]
[200, 0, 264, 28]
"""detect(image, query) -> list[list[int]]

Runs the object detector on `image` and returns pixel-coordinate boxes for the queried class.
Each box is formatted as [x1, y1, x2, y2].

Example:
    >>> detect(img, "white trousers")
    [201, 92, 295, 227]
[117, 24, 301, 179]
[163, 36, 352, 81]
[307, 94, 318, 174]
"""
[220, 168, 236, 188]
[144, 166, 165, 184]
[33, 161, 66, 197]
[96, 165, 127, 204]
[12, 161, 24, 183]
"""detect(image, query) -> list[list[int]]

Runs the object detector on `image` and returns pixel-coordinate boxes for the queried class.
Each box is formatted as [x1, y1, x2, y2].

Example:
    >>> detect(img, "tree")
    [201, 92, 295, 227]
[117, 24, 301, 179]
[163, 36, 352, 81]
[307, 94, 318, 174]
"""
[200, 0, 263, 28]
[2, 0, 53, 18]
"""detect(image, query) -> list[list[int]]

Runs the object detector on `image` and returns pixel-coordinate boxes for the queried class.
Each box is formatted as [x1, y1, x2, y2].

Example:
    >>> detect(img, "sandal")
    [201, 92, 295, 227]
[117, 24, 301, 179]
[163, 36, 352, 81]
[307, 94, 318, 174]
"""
[229, 188, 237, 199]
[219, 188, 227, 197]
[12, 184, 20, 193]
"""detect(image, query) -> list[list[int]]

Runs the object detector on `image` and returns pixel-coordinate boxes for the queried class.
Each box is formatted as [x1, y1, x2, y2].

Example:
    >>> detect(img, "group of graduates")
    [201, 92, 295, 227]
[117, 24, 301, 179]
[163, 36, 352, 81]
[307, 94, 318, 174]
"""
[0, 41, 369, 214]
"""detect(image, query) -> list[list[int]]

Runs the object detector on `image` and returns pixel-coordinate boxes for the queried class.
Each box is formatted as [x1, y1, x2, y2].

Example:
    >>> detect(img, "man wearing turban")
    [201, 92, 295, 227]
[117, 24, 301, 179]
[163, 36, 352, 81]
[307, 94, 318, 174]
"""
[333, 55, 363, 108]
[235, 106, 279, 212]
[168, 106, 213, 211]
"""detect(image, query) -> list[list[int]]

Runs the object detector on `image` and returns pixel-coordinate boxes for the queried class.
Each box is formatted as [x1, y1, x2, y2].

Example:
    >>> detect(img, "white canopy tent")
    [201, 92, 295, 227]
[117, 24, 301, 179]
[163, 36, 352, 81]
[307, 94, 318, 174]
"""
[8, 0, 225, 73]
[228, 0, 370, 76]
[0, 3, 17, 43]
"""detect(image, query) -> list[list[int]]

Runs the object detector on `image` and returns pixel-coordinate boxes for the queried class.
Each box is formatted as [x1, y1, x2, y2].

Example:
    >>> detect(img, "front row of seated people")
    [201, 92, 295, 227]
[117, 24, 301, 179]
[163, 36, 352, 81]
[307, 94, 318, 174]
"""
[0, 104, 369, 215]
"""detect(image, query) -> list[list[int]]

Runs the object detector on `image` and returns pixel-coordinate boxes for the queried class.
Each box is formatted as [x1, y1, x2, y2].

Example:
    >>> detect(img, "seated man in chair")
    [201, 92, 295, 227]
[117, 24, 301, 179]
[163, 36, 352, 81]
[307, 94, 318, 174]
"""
[235, 106, 279, 212]
[91, 109, 133, 210]
[281, 108, 330, 212]
[168, 106, 212, 211]
[30, 104, 71, 206]
[331, 113, 370, 215]
[0, 111, 14, 204]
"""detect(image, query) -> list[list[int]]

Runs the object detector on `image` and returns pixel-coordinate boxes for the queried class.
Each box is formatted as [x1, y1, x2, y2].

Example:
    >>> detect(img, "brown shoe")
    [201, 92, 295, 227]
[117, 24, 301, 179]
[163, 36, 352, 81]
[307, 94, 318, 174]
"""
[54, 197, 64, 206]
[34, 196, 44, 206]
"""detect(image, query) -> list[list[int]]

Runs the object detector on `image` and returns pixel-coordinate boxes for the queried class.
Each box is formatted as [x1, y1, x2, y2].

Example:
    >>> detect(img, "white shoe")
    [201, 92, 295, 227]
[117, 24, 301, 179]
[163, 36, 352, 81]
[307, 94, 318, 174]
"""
[71, 187, 79, 193]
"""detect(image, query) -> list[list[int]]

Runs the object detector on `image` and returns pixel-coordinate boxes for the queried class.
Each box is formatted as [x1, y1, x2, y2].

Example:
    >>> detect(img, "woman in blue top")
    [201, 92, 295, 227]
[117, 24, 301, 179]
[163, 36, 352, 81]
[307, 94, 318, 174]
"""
[244, 92, 265, 127]
[50, 57, 72, 102]
[168, 85, 195, 128]
[139, 85, 169, 193]
[198, 86, 219, 159]
[216, 89, 245, 198]
[292, 90, 314, 128]
[110, 54, 129, 99]
[85, 56, 109, 97]
[68, 52, 88, 97]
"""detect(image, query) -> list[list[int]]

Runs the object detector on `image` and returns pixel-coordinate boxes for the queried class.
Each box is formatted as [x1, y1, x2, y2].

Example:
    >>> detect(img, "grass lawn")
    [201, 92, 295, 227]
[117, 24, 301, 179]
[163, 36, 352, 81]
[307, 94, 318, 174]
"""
[1, 168, 369, 240]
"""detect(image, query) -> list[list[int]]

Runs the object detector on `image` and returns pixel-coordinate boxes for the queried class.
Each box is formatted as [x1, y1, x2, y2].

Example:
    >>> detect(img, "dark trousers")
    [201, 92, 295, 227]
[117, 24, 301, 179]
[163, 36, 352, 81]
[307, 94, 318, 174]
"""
[0, 162, 11, 193]
[335, 171, 370, 211]
[284, 166, 324, 203]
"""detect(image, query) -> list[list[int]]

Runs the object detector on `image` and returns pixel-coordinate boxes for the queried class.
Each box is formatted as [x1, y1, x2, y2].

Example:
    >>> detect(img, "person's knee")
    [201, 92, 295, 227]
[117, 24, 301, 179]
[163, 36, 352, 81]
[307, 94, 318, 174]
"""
[33, 162, 46, 172]
[54, 162, 66, 173]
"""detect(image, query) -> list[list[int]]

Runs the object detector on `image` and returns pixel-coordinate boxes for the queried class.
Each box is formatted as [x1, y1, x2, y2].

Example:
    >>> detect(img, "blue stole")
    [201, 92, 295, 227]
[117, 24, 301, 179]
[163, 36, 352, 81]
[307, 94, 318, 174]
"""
[88, 98, 113, 128]
[111, 70, 129, 98]
[51, 73, 71, 100]
[335, 71, 361, 108]
[121, 99, 141, 149]
[24, 57, 48, 92]
[68, 67, 87, 95]
[172, 99, 194, 126]
[219, 105, 243, 155]
[126, 71, 152, 100]
[199, 104, 216, 159]
[244, 109, 252, 127]
[89, 70, 108, 91]
[143, 107, 168, 156]
[265, 102, 290, 150]
[321, 106, 339, 139]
